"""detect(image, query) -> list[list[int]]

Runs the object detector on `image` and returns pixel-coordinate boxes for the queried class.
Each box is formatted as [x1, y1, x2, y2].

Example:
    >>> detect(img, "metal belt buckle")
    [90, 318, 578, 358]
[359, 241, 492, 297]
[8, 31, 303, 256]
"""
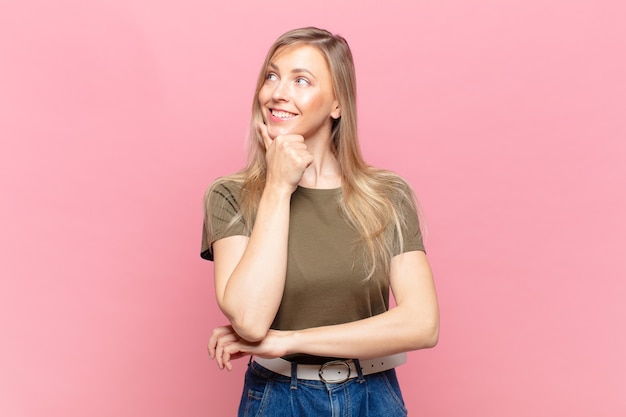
[318, 360, 351, 383]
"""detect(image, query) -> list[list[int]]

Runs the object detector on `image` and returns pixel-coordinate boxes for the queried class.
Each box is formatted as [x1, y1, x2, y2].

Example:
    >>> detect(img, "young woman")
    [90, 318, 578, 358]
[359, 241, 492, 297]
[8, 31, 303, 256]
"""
[201, 27, 439, 417]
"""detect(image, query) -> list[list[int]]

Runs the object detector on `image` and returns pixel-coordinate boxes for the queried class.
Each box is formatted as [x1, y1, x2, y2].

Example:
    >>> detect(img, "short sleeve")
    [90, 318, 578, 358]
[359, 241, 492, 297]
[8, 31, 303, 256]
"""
[392, 184, 425, 256]
[200, 180, 249, 261]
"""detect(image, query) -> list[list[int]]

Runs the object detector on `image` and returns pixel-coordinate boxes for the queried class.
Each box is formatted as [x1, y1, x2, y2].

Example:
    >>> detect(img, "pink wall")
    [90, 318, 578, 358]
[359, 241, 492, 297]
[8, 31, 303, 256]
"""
[1, 1, 624, 416]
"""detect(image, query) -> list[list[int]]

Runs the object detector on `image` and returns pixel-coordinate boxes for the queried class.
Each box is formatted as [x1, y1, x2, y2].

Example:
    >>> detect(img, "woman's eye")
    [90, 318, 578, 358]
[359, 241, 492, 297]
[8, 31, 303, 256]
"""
[266, 73, 278, 81]
[295, 77, 310, 86]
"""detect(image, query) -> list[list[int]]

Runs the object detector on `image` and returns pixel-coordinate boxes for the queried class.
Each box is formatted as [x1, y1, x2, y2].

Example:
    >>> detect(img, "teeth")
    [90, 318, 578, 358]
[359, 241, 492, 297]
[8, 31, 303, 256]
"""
[272, 110, 295, 119]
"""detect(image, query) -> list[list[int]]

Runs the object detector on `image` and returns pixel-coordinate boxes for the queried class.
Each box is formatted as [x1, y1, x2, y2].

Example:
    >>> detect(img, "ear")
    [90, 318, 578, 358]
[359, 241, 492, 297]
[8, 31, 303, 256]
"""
[330, 100, 341, 120]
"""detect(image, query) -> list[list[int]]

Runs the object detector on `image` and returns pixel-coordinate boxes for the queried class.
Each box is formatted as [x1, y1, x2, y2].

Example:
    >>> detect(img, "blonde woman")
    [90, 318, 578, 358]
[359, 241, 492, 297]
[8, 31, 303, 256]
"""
[202, 27, 439, 417]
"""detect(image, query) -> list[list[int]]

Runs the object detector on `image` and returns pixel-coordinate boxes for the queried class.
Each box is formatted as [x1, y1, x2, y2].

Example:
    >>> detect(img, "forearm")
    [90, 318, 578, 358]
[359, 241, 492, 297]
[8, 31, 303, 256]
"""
[285, 304, 439, 359]
[218, 184, 292, 341]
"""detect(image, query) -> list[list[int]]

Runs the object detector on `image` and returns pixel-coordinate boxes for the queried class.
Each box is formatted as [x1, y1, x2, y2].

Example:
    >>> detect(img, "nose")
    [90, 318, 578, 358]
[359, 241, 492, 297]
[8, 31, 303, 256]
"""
[271, 79, 290, 102]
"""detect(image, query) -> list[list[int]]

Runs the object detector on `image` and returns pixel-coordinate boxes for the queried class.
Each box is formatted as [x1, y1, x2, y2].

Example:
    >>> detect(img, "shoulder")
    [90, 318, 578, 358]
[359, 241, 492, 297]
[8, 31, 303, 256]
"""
[366, 167, 416, 202]
[204, 175, 245, 205]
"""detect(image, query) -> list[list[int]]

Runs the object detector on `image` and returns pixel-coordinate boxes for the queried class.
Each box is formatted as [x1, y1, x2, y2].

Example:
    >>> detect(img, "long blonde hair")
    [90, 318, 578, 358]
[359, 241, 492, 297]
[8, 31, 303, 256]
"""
[211, 27, 420, 279]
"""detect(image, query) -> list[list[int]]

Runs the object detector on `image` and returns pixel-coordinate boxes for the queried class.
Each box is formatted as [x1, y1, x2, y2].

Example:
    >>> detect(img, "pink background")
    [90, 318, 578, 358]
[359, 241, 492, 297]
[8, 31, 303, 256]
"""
[1, 0, 625, 416]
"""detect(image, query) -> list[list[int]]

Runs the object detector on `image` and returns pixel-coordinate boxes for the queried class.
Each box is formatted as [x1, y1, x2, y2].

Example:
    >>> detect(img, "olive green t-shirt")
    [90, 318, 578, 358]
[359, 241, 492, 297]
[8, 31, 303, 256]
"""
[201, 179, 424, 333]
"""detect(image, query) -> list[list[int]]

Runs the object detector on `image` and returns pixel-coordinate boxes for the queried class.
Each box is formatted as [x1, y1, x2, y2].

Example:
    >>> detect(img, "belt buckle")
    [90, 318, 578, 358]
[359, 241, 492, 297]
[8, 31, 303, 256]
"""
[318, 360, 351, 383]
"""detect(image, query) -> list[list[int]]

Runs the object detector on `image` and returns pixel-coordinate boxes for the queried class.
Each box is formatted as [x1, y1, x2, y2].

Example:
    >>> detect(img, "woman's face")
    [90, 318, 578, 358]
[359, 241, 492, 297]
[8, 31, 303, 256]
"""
[258, 44, 340, 141]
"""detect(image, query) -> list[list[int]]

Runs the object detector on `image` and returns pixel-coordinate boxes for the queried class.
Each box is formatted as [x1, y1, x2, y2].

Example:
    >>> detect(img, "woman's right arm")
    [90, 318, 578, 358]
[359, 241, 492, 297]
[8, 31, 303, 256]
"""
[212, 124, 312, 342]
[213, 185, 291, 342]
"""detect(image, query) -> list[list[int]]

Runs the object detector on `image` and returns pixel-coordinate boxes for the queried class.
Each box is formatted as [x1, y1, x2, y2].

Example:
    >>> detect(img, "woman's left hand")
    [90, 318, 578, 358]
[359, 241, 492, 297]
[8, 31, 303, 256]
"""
[208, 325, 293, 371]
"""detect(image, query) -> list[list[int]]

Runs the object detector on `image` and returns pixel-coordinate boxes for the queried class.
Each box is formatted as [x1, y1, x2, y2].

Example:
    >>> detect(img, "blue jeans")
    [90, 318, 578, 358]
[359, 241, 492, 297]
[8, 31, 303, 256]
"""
[238, 359, 408, 417]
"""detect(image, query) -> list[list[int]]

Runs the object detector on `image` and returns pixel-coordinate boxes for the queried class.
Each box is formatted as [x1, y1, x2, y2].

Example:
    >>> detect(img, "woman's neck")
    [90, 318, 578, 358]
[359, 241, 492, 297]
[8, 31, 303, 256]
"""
[299, 137, 342, 189]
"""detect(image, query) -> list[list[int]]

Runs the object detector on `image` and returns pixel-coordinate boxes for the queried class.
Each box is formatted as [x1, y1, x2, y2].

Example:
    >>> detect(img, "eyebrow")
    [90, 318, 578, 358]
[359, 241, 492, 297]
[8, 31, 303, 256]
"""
[269, 62, 317, 79]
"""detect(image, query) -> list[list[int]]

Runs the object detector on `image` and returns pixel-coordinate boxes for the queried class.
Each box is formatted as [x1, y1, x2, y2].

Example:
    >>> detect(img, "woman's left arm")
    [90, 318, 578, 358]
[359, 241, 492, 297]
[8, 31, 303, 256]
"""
[210, 250, 439, 369]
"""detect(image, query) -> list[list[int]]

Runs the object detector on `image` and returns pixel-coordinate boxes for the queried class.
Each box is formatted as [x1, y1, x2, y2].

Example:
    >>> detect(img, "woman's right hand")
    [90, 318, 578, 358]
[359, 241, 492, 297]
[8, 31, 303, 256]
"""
[259, 122, 313, 193]
[209, 324, 293, 371]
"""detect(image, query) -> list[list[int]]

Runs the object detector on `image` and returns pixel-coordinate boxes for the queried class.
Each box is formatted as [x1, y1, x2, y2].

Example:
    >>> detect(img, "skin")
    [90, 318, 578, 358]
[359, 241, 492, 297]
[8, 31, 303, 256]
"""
[208, 44, 439, 371]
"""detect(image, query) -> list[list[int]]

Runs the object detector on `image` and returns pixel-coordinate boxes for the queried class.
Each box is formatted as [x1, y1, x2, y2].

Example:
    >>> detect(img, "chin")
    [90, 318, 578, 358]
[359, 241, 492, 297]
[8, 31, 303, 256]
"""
[268, 124, 296, 138]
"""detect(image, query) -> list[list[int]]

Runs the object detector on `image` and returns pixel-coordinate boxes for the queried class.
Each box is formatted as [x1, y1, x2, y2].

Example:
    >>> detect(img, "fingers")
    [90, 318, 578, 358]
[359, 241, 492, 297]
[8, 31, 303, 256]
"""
[257, 121, 310, 166]
[257, 121, 273, 150]
[276, 140, 311, 166]
[208, 325, 252, 371]
[222, 348, 233, 371]
[300, 149, 314, 168]
[210, 329, 289, 371]
[208, 325, 234, 359]
[265, 134, 313, 189]
[215, 333, 238, 369]
[221, 343, 254, 371]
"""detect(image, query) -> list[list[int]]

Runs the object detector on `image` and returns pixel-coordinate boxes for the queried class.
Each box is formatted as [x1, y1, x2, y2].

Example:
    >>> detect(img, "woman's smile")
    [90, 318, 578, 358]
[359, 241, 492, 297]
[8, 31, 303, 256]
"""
[258, 44, 340, 140]
[269, 108, 298, 121]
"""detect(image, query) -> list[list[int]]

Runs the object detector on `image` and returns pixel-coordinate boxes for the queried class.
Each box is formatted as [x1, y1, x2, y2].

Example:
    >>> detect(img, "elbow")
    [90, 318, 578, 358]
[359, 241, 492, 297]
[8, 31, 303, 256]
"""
[218, 300, 271, 342]
[422, 323, 439, 349]
[223, 310, 270, 342]
[232, 323, 269, 343]
[418, 307, 440, 349]
[409, 319, 439, 350]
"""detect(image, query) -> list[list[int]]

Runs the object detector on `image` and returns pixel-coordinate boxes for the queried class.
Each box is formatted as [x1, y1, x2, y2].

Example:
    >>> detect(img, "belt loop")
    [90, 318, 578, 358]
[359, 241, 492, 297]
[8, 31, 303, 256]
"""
[290, 361, 298, 390]
[353, 359, 365, 383]
[248, 355, 253, 368]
